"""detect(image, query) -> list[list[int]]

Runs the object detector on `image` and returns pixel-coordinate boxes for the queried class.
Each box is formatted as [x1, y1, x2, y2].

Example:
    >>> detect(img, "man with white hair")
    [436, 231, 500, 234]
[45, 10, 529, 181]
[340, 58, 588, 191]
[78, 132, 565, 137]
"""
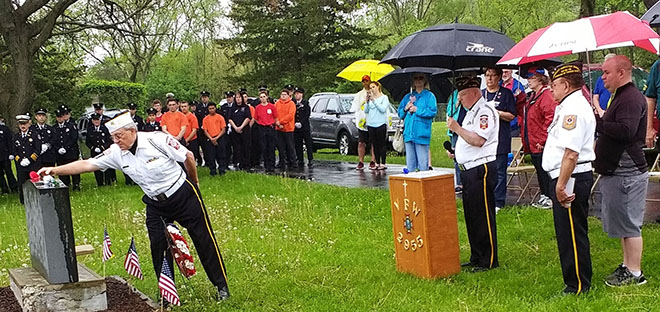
[38, 111, 230, 302]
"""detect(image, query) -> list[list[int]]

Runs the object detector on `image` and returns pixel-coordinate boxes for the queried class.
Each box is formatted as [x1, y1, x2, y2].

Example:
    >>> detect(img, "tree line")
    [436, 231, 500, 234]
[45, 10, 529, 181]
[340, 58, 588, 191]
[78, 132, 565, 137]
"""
[1, 0, 658, 128]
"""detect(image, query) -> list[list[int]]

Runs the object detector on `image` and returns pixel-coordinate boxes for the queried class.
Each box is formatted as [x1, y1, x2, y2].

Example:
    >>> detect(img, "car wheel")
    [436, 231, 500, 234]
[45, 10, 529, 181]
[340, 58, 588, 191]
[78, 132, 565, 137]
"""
[338, 131, 351, 156]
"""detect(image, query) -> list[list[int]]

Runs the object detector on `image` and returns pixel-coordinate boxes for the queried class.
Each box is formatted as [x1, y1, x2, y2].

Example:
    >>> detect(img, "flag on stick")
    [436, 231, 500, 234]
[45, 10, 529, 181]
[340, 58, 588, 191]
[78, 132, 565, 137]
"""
[102, 227, 114, 262]
[124, 237, 143, 280]
[158, 258, 180, 306]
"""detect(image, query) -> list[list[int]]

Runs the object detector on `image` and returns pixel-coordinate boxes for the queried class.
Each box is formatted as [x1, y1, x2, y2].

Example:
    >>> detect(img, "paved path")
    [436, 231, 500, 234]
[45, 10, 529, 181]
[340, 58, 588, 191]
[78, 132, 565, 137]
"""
[274, 160, 453, 189]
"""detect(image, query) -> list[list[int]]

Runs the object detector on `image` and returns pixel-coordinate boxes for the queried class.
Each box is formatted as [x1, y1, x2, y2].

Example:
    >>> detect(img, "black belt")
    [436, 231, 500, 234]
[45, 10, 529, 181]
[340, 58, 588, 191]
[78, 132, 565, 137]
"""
[154, 170, 185, 201]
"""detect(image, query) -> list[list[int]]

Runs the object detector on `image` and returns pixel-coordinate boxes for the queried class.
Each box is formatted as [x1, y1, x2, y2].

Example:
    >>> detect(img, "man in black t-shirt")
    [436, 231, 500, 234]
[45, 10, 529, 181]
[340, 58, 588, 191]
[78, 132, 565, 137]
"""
[482, 67, 517, 211]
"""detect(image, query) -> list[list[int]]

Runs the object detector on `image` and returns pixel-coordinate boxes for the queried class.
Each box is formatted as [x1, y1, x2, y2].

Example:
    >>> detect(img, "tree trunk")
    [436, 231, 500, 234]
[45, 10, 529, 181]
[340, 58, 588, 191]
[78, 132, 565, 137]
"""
[1, 26, 36, 130]
[579, 0, 595, 18]
[3, 54, 36, 130]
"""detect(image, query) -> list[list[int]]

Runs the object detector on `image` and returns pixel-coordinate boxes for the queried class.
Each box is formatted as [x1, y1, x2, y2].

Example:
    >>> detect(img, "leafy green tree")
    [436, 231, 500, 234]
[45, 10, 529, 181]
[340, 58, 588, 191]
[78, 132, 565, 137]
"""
[228, 0, 373, 95]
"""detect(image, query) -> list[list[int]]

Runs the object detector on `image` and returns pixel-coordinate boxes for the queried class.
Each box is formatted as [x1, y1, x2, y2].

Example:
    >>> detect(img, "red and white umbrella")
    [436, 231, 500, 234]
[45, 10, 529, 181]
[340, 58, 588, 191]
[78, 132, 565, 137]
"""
[498, 11, 660, 66]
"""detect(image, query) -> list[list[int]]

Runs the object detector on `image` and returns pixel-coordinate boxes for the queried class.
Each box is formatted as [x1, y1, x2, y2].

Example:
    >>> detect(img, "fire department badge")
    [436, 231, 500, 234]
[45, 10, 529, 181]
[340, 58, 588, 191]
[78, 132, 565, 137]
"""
[562, 115, 577, 130]
[479, 115, 489, 130]
[167, 136, 181, 150]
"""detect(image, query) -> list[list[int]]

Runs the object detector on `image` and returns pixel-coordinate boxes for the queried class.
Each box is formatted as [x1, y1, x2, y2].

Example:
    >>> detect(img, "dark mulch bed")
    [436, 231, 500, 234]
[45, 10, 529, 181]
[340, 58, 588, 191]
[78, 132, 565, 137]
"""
[0, 277, 155, 312]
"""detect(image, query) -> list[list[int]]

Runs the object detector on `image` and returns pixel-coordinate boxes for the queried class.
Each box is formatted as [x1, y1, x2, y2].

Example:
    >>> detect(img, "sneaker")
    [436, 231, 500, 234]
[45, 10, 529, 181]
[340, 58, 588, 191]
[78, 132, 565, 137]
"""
[533, 195, 552, 209]
[605, 264, 627, 281]
[355, 162, 365, 170]
[455, 186, 463, 195]
[369, 161, 376, 170]
[541, 196, 553, 209]
[495, 206, 502, 214]
[605, 267, 647, 286]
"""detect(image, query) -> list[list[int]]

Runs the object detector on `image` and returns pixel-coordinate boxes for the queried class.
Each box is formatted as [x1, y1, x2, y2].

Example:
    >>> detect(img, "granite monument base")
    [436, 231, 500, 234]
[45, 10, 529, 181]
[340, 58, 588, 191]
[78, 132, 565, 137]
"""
[9, 263, 107, 312]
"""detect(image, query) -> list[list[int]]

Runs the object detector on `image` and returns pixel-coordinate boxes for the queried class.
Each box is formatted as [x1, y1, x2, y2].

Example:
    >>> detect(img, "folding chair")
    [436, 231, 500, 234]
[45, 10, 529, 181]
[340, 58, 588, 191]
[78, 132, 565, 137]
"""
[647, 150, 660, 203]
[506, 137, 537, 205]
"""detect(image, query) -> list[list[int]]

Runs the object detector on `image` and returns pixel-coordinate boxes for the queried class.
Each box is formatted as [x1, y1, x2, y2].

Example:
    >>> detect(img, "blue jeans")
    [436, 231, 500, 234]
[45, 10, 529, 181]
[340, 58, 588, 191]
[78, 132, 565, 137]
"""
[494, 154, 508, 207]
[405, 142, 429, 171]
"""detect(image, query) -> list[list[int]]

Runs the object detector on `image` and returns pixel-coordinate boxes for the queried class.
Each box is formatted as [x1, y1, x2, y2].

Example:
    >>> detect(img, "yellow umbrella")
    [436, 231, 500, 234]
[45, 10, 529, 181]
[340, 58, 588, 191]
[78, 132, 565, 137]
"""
[336, 59, 395, 82]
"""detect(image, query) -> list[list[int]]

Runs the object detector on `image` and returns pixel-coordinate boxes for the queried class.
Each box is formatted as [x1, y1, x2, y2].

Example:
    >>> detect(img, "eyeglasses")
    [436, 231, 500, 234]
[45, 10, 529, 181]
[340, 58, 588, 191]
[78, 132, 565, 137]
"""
[111, 130, 127, 141]
[413, 76, 425, 81]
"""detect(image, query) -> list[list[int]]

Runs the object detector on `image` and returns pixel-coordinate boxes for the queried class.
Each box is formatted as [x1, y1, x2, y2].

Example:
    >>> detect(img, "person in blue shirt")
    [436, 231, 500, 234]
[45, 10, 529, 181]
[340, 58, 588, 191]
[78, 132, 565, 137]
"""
[446, 88, 467, 193]
[364, 81, 391, 170]
[501, 69, 526, 137]
[483, 67, 516, 211]
[593, 54, 617, 117]
[398, 73, 437, 171]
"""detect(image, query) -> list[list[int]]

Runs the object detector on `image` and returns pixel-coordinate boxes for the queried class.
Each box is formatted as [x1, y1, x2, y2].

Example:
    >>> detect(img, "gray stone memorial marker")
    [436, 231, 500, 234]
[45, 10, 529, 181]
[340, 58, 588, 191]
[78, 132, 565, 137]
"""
[10, 178, 107, 311]
[23, 179, 78, 283]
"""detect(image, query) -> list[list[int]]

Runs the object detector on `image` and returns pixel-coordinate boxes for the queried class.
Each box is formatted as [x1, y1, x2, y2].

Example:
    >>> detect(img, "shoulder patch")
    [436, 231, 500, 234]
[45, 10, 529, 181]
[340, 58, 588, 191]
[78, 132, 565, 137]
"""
[166, 136, 181, 150]
[479, 114, 489, 130]
[562, 115, 577, 130]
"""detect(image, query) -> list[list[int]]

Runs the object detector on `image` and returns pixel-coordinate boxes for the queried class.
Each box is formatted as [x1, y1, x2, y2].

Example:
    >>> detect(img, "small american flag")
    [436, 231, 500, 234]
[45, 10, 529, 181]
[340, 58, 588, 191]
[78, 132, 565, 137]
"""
[158, 258, 180, 306]
[124, 237, 143, 280]
[102, 227, 114, 262]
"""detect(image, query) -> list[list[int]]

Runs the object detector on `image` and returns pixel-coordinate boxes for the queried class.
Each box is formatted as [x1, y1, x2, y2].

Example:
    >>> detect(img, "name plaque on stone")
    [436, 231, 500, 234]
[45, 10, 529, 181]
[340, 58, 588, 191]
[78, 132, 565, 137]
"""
[23, 180, 79, 284]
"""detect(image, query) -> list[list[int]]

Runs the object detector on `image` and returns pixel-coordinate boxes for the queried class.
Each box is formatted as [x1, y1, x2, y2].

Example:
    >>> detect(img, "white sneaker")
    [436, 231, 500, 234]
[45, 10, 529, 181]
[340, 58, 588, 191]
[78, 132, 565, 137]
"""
[541, 196, 553, 209]
[495, 206, 502, 214]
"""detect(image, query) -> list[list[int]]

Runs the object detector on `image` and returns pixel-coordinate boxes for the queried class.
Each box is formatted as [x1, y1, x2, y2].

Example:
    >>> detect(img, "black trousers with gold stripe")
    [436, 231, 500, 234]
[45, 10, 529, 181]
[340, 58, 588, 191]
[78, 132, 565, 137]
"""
[144, 179, 229, 290]
[460, 161, 498, 268]
[549, 172, 592, 294]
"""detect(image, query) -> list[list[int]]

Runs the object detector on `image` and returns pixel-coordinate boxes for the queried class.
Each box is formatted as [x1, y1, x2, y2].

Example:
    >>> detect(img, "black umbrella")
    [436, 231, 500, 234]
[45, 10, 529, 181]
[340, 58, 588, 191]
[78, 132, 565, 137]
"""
[379, 67, 454, 103]
[381, 23, 515, 70]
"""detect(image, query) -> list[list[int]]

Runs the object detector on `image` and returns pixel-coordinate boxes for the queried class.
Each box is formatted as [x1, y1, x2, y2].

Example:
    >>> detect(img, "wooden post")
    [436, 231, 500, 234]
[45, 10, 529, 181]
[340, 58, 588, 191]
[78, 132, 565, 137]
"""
[389, 171, 460, 278]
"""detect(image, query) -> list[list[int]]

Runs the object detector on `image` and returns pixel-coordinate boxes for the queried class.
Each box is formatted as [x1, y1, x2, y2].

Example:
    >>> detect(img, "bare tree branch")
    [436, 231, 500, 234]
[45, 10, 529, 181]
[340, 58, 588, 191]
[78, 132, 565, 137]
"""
[16, 0, 51, 20]
[28, 0, 78, 54]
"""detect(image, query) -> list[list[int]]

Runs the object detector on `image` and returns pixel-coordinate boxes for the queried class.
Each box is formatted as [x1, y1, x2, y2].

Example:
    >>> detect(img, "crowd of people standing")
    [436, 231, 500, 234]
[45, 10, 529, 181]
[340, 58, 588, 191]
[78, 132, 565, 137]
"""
[446, 56, 653, 295]
[0, 85, 317, 202]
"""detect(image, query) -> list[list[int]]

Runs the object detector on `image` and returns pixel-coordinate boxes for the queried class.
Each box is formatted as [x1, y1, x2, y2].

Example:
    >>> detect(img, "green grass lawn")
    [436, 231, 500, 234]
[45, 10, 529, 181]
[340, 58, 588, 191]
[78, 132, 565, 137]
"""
[1, 171, 660, 311]
[313, 122, 456, 169]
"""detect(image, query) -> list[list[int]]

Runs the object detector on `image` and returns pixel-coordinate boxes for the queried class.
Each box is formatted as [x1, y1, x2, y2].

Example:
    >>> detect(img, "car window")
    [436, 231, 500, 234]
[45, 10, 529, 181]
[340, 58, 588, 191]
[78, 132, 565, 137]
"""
[78, 119, 87, 130]
[326, 98, 339, 113]
[313, 98, 328, 113]
[309, 97, 319, 110]
[339, 96, 353, 112]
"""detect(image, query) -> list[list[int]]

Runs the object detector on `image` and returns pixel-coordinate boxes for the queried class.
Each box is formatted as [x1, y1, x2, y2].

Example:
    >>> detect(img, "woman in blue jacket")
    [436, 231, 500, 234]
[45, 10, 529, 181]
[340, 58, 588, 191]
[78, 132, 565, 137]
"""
[398, 73, 437, 171]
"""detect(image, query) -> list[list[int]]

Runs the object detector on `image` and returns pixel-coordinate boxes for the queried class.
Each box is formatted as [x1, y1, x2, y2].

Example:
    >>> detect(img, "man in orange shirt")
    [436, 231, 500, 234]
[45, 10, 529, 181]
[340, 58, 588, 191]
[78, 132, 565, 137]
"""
[275, 88, 297, 169]
[202, 103, 227, 176]
[161, 98, 188, 143]
[180, 101, 200, 165]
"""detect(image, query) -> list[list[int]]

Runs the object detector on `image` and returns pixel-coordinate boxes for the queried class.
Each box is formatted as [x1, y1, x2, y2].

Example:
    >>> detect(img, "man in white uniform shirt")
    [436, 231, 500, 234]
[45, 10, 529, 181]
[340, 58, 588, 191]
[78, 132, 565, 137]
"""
[447, 76, 499, 272]
[542, 62, 595, 295]
[38, 112, 230, 302]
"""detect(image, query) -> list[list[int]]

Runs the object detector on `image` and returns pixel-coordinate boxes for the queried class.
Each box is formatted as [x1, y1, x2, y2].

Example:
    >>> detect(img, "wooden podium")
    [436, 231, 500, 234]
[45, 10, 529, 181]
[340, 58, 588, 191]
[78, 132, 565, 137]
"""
[389, 171, 460, 278]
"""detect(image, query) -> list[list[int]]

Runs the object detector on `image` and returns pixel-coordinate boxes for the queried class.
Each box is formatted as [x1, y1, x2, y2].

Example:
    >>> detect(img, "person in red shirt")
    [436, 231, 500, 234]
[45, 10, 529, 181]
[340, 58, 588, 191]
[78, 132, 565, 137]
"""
[254, 91, 279, 173]
[275, 88, 297, 169]
[161, 98, 188, 142]
[202, 103, 227, 176]
[152, 99, 164, 123]
[180, 101, 200, 165]
[520, 67, 558, 209]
